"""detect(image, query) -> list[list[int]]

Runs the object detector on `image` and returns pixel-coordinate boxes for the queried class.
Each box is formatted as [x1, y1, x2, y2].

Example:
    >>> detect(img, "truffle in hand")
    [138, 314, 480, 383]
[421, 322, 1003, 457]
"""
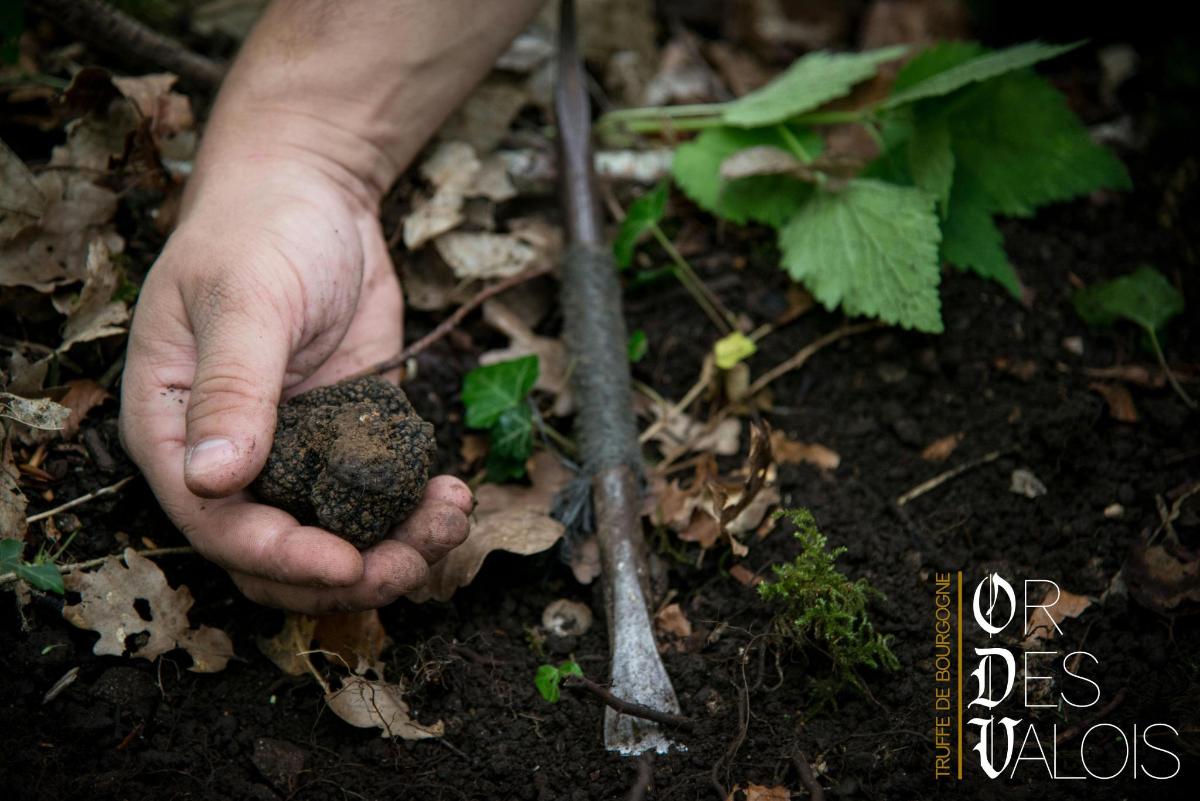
[251, 377, 436, 549]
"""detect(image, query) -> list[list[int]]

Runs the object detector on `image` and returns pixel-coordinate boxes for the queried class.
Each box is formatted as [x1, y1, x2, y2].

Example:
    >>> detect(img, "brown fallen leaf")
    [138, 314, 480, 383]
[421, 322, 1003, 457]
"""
[403, 142, 480, 249]
[1088, 382, 1139, 423]
[479, 298, 571, 415]
[720, 145, 813, 181]
[921, 432, 964, 462]
[729, 563, 762, 587]
[1083, 364, 1166, 389]
[314, 610, 391, 676]
[438, 76, 530, 154]
[55, 238, 130, 353]
[646, 405, 741, 457]
[742, 784, 791, 801]
[411, 452, 571, 602]
[654, 603, 693, 639]
[0, 393, 70, 431]
[258, 613, 318, 677]
[58, 379, 110, 439]
[111, 73, 195, 153]
[325, 676, 444, 740]
[1021, 588, 1093, 649]
[1, 430, 27, 539]
[63, 548, 235, 672]
[434, 230, 539, 280]
[770, 430, 840, 470]
[0, 138, 46, 240]
[1125, 537, 1200, 614]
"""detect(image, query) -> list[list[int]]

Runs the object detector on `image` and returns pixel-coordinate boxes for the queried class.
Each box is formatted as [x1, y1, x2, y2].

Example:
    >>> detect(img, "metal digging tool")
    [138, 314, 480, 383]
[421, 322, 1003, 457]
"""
[554, 0, 683, 755]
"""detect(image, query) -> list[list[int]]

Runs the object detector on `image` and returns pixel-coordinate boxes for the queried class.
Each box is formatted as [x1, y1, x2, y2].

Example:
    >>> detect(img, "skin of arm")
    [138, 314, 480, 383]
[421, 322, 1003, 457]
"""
[119, 0, 545, 613]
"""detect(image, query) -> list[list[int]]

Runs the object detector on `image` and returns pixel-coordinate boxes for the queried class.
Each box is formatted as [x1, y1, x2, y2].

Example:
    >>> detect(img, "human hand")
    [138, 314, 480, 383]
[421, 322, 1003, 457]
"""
[120, 146, 470, 614]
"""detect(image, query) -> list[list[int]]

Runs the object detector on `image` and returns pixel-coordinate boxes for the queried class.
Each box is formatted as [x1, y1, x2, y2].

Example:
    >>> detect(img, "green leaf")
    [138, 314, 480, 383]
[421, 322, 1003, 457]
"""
[0, 538, 22, 563]
[943, 72, 1130, 218]
[907, 115, 954, 215]
[713, 331, 757, 369]
[16, 562, 63, 594]
[490, 404, 533, 461]
[1073, 266, 1185, 333]
[778, 180, 943, 333]
[723, 46, 908, 127]
[558, 660, 583, 679]
[462, 355, 539, 428]
[940, 173, 1022, 298]
[535, 664, 562, 703]
[883, 41, 1084, 109]
[673, 125, 821, 227]
[614, 180, 668, 269]
[891, 42, 986, 95]
[627, 329, 648, 363]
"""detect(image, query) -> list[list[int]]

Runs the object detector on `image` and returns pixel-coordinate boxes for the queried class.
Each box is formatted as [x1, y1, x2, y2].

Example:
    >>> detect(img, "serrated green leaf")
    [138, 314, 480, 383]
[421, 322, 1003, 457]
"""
[779, 180, 943, 333]
[723, 45, 908, 127]
[490, 404, 533, 461]
[535, 664, 562, 703]
[940, 173, 1022, 298]
[614, 180, 669, 268]
[945, 72, 1130, 217]
[891, 42, 986, 95]
[673, 125, 821, 227]
[884, 41, 1083, 109]
[627, 329, 648, 363]
[462, 355, 539, 428]
[16, 561, 63, 594]
[1073, 266, 1184, 333]
[908, 115, 954, 214]
[714, 331, 757, 369]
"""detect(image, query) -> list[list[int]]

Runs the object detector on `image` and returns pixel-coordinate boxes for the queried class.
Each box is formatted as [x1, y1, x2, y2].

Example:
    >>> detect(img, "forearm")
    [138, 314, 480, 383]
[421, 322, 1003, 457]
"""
[187, 0, 545, 207]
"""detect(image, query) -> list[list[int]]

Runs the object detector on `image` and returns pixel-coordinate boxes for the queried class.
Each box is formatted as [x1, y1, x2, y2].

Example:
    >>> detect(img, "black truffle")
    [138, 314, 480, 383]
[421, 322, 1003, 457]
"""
[252, 377, 436, 549]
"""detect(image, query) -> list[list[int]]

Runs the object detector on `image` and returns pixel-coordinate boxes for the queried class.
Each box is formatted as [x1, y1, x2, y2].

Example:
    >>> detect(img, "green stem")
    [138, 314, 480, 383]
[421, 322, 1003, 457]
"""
[650, 224, 733, 333]
[776, 124, 813, 163]
[1147, 327, 1197, 409]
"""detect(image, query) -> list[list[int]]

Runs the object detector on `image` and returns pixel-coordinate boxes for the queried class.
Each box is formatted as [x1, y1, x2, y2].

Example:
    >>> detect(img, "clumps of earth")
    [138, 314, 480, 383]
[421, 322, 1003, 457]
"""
[251, 377, 436, 549]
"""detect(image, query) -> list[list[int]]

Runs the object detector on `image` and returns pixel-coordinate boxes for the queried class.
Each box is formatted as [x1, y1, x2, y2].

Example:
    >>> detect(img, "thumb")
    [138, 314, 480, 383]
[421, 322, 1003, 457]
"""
[184, 300, 291, 498]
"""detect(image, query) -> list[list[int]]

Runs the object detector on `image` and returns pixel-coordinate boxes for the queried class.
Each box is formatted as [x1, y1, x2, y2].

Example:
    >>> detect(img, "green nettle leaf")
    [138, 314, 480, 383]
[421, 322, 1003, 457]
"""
[907, 115, 954, 215]
[945, 72, 1130, 217]
[883, 41, 1083, 108]
[940, 172, 1022, 297]
[673, 125, 822, 227]
[713, 331, 757, 369]
[613, 180, 669, 268]
[723, 45, 908, 127]
[462, 355, 539, 428]
[1073, 266, 1185, 333]
[627, 329, 648, 363]
[779, 180, 943, 333]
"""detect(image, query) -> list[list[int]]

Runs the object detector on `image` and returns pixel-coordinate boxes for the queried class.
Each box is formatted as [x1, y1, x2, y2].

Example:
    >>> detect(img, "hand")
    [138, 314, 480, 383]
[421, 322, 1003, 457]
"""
[120, 148, 471, 613]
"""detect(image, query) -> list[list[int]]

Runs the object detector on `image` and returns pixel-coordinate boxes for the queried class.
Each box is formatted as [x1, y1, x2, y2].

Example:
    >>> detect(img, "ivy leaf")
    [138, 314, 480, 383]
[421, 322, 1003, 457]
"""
[673, 125, 822, 227]
[714, 331, 757, 369]
[462, 355, 539, 428]
[778, 180, 943, 333]
[883, 41, 1083, 109]
[940, 174, 1022, 298]
[489, 404, 533, 462]
[944, 72, 1130, 218]
[1073, 266, 1184, 333]
[613, 180, 668, 269]
[723, 45, 908, 127]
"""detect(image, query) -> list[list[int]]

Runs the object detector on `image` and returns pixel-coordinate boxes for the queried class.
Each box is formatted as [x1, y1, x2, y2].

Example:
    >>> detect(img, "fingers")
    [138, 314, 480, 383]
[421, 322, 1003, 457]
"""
[183, 274, 292, 498]
[230, 540, 430, 614]
[392, 476, 472, 564]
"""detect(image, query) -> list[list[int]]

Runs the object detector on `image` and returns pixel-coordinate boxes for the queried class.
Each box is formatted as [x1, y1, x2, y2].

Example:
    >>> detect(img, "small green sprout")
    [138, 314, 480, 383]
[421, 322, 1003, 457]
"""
[1, 538, 66, 594]
[534, 660, 583, 703]
[758, 509, 898, 704]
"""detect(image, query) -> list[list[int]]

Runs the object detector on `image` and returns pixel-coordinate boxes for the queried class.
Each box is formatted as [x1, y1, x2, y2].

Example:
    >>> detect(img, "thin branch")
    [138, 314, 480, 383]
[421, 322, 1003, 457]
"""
[28, 0, 227, 90]
[792, 748, 826, 801]
[361, 265, 553, 379]
[0, 545, 194, 588]
[26, 475, 136, 523]
[1148, 328, 1197, 409]
[895, 450, 1005, 507]
[562, 675, 694, 730]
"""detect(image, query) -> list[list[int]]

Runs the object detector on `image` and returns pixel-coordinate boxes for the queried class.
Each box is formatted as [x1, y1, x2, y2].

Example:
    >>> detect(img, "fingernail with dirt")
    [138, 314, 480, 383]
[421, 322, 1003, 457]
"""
[186, 437, 238, 480]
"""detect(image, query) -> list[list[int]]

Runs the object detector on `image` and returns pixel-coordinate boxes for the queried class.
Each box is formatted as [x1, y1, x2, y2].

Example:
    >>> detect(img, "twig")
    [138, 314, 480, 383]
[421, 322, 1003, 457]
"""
[562, 675, 695, 730]
[1055, 687, 1128, 746]
[792, 748, 826, 801]
[0, 545, 195, 588]
[361, 265, 553, 378]
[638, 355, 716, 445]
[895, 450, 1005, 507]
[27, 0, 227, 90]
[1147, 328, 1197, 409]
[625, 753, 655, 801]
[25, 475, 136, 523]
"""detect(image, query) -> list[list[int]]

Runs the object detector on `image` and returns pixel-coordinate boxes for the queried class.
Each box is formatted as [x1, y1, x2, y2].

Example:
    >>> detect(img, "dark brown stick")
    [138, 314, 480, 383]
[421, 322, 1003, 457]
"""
[362, 265, 553, 379]
[625, 753, 655, 801]
[29, 0, 226, 90]
[563, 675, 694, 730]
[792, 748, 826, 801]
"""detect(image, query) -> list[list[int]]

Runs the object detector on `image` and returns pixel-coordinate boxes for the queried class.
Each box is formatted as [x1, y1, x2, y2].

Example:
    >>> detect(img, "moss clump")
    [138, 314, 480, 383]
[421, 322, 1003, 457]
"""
[758, 508, 898, 704]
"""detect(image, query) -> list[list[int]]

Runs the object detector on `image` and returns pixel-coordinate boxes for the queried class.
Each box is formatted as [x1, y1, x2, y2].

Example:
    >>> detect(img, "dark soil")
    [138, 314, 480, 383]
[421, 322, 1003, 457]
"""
[3, 19, 1200, 801]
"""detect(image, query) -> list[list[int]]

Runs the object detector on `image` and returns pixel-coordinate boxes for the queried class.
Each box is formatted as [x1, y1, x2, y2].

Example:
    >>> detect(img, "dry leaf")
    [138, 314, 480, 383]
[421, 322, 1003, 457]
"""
[729, 564, 761, 587]
[258, 613, 318, 677]
[654, 603, 693, 638]
[55, 239, 130, 352]
[479, 298, 572, 415]
[743, 784, 790, 801]
[325, 676, 443, 740]
[435, 231, 537, 280]
[1125, 538, 1200, 613]
[1083, 364, 1166, 389]
[63, 548, 235, 672]
[58, 379, 110, 439]
[0, 138, 46, 240]
[647, 406, 741, 457]
[438, 77, 529, 153]
[1, 430, 27, 539]
[411, 452, 570, 602]
[111, 73, 195, 152]
[314, 610, 391, 676]
[403, 142, 480, 249]
[1089, 382, 1138, 423]
[720, 145, 806, 180]
[770, 430, 841, 470]
[1021, 588, 1093, 648]
[567, 535, 601, 584]
[643, 34, 721, 106]
[921, 432, 964, 462]
[0, 393, 69, 431]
